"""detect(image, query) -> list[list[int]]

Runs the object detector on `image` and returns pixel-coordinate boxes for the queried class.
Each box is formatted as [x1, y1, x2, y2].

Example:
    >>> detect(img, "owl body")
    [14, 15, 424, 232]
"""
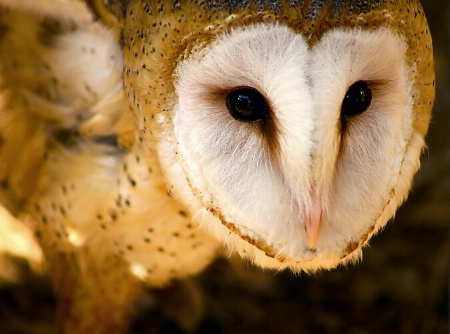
[0, 0, 434, 332]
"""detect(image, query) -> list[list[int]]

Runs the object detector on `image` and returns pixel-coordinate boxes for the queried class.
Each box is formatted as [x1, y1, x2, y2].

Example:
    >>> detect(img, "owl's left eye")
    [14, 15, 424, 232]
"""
[341, 81, 372, 117]
[226, 87, 268, 122]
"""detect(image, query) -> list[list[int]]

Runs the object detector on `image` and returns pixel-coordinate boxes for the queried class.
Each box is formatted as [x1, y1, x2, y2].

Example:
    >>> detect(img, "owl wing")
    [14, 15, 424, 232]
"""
[0, 3, 218, 326]
[0, 0, 132, 207]
[0, 1, 143, 328]
[0, 0, 86, 280]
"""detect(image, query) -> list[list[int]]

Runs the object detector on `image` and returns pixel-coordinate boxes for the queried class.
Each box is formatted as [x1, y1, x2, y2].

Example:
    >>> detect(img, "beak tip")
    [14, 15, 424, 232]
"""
[306, 233, 319, 250]
[305, 213, 323, 250]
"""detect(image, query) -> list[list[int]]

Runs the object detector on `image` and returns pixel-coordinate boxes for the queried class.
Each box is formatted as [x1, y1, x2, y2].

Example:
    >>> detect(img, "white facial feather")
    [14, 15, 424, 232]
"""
[161, 24, 416, 270]
[310, 28, 413, 254]
[173, 24, 313, 261]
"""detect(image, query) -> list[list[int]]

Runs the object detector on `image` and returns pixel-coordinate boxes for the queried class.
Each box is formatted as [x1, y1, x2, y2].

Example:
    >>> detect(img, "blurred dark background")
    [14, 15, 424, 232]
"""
[0, 1, 448, 333]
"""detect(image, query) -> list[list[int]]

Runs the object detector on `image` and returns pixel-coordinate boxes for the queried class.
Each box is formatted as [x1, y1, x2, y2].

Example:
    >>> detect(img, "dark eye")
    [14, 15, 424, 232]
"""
[226, 87, 268, 122]
[341, 81, 372, 117]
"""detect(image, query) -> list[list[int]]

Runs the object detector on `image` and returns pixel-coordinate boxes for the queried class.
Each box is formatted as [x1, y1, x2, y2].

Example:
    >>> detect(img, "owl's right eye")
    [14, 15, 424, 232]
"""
[226, 87, 268, 122]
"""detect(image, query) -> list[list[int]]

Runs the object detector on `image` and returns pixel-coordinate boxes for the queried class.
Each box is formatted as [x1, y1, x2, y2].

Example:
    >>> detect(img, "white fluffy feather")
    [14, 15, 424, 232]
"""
[161, 24, 418, 270]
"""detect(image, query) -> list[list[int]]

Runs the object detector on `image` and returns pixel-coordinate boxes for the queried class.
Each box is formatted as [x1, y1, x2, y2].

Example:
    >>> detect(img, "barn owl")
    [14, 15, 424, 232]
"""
[0, 0, 434, 332]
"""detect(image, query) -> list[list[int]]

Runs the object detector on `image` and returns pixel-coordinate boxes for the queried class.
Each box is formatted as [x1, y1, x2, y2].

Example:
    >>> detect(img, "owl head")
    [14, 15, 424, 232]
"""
[122, 0, 434, 271]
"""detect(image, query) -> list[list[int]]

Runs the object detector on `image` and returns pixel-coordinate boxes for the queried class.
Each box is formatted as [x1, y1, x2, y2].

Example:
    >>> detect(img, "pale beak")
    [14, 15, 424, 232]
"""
[305, 193, 323, 249]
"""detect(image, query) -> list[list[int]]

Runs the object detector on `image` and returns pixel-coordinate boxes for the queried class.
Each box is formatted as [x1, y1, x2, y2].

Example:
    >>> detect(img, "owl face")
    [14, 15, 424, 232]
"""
[123, 1, 434, 271]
